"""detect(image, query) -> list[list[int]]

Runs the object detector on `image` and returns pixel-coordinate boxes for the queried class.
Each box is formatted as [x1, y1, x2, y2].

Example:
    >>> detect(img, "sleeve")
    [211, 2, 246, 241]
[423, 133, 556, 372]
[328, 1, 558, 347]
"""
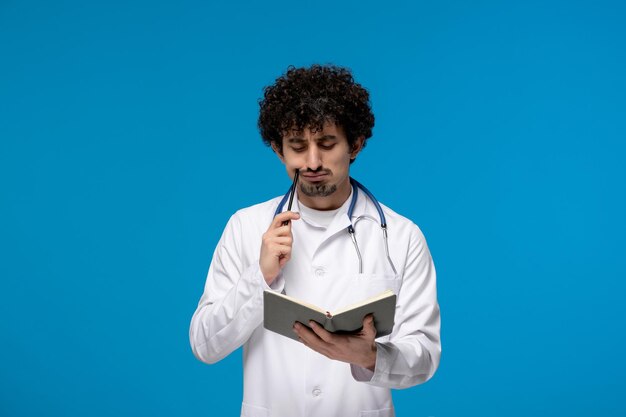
[350, 224, 441, 388]
[189, 212, 286, 364]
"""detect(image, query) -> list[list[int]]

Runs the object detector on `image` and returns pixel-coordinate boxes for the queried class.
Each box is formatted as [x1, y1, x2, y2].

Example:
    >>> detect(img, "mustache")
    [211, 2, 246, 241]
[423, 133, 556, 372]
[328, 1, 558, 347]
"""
[301, 167, 332, 174]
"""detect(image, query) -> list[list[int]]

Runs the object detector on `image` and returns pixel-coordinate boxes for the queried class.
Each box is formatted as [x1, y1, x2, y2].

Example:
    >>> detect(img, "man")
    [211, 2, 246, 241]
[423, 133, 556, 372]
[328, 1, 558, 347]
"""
[190, 64, 440, 417]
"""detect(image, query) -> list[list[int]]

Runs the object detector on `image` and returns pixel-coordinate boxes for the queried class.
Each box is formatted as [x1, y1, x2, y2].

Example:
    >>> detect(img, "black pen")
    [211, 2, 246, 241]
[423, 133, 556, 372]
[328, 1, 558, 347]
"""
[282, 169, 299, 226]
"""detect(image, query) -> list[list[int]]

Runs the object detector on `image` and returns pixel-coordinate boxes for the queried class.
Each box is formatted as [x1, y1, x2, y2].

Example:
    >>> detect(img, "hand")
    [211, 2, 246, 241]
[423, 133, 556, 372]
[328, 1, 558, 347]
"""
[259, 211, 300, 285]
[293, 315, 378, 371]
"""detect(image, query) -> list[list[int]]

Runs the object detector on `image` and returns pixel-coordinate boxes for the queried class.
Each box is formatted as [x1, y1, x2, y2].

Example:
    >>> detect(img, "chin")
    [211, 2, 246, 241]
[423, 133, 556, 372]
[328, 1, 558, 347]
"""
[300, 183, 337, 198]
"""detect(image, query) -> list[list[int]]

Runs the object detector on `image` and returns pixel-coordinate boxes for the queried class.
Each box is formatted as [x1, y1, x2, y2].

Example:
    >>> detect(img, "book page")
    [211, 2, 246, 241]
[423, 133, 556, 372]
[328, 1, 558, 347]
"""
[268, 291, 327, 315]
[332, 289, 395, 316]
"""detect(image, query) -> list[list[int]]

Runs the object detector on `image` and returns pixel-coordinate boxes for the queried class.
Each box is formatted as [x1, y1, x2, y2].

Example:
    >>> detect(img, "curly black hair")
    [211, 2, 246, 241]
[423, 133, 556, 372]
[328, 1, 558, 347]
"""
[258, 64, 375, 154]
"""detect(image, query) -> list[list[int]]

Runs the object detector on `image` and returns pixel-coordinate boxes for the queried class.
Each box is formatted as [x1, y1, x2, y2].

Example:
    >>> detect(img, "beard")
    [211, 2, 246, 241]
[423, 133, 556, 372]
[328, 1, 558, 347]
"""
[299, 182, 337, 197]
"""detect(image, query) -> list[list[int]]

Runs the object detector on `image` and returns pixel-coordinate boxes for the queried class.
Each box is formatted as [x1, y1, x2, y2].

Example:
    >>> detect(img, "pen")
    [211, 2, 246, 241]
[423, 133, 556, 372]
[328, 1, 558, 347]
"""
[282, 169, 299, 226]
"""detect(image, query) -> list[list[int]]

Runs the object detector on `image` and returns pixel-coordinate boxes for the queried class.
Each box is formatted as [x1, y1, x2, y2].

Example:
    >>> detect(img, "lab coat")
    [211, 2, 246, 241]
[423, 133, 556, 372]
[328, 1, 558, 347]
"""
[190, 188, 441, 417]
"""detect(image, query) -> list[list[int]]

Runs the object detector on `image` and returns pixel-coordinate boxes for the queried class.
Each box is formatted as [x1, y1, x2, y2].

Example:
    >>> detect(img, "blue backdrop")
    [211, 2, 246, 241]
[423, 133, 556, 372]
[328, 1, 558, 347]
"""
[1, 1, 625, 416]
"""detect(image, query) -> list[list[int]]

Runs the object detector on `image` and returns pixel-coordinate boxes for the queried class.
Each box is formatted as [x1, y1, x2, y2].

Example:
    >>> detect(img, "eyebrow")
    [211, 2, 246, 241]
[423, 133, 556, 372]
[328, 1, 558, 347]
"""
[286, 135, 338, 143]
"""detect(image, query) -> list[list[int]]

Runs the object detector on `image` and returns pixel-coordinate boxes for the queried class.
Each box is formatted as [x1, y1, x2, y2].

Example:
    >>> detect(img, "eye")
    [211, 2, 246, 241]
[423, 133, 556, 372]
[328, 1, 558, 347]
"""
[291, 146, 306, 153]
[319, 143, 335, 150]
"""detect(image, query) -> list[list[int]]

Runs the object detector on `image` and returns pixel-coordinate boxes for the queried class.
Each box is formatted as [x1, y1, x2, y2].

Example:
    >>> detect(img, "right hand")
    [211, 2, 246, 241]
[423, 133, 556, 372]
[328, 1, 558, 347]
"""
[260, 211, 300, 285]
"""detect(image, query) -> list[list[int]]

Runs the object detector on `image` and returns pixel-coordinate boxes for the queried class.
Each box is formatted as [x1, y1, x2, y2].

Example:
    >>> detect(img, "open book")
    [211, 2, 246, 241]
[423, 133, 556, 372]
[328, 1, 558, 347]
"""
[263, 289, 396, 341]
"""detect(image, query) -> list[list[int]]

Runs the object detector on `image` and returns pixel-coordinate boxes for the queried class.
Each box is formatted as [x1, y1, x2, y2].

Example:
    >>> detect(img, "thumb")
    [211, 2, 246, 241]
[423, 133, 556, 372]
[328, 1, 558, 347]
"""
[363, 315, 376, 337]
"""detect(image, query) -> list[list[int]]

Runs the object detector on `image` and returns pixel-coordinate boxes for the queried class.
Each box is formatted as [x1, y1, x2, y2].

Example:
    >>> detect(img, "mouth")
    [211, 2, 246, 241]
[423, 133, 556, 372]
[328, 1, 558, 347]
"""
[301, 173, 329, 182]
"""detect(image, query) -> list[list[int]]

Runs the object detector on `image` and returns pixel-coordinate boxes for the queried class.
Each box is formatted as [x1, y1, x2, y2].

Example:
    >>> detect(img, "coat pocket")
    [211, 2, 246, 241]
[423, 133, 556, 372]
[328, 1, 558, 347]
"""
[348, 273, 401, 342]
[360, 407, 395, 417]
[351, 273, 401, 299]
[241, 402, 270, 417]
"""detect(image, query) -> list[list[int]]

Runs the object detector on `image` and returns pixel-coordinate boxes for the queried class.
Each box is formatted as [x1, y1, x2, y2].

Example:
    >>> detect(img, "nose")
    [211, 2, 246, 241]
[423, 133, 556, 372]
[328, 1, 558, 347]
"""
[303, 145, 322, 171]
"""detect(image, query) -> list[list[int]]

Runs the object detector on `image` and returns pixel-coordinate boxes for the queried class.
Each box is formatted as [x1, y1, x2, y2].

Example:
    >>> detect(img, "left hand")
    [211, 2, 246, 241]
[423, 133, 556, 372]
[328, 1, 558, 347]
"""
[293, 314, 378, 371]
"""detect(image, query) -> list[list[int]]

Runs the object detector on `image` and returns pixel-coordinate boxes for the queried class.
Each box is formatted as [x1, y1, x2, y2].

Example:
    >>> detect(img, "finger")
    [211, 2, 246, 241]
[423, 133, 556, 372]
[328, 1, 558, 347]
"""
[297, 336, 331, 359]
[263, 226, 292, 245]
[271, 211, 300, 228]
[265, 224, 295, 241]
[267, 236, 293, 247]
[294, 322, 322, 345]
[278, 253, 290, 268]
[309, 320, 334, 344]
[294, 323, 333, 357]
[272, 244, 292, 259]
[268, 225, 292, 237]
[362, 315, 377, 338]
[273, 210, 300, 227]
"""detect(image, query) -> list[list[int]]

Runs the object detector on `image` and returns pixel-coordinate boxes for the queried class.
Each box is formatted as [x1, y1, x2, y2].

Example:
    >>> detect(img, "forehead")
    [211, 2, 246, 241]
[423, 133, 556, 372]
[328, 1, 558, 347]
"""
[282, 122, 346, 141]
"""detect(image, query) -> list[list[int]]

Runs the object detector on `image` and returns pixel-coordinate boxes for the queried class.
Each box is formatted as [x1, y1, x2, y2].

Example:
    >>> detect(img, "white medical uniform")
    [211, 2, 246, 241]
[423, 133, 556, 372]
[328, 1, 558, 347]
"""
[190, 188, 441, 417]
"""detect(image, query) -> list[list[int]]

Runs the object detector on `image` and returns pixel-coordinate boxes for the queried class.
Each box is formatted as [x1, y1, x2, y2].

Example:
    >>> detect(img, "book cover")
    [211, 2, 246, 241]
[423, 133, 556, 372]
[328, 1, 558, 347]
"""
[263, 290, 396, 341]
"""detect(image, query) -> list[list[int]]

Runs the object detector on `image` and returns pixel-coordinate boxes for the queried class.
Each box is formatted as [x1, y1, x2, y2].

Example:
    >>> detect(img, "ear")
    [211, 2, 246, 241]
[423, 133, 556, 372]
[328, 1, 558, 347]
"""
[349, 136, 365, 161]
[271, 141, 285, 163]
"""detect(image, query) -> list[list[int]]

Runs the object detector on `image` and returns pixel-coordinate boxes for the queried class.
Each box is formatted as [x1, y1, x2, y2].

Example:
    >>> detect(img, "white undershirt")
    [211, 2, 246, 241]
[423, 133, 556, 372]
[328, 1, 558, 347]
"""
[297, 188, 354, 230]
[298, 203, 341, 229]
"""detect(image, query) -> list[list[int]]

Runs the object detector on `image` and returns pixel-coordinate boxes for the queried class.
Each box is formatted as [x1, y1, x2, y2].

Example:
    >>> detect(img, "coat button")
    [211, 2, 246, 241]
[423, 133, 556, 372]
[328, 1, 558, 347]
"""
[312, 388, 322, 397]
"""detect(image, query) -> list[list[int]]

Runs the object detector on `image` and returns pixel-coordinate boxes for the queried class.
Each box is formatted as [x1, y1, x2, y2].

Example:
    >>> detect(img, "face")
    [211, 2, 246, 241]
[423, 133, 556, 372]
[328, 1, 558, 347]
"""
[273, 122, 363, 210]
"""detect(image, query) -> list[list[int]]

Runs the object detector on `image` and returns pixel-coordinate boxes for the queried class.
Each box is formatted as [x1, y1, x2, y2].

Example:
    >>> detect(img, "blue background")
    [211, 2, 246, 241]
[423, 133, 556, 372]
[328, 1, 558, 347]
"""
[1, 0, 625, 416]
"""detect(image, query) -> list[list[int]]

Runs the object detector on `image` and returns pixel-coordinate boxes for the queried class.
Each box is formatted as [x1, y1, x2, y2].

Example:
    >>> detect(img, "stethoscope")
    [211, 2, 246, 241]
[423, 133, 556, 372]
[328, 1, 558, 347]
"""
[274, 177, 398, 275]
